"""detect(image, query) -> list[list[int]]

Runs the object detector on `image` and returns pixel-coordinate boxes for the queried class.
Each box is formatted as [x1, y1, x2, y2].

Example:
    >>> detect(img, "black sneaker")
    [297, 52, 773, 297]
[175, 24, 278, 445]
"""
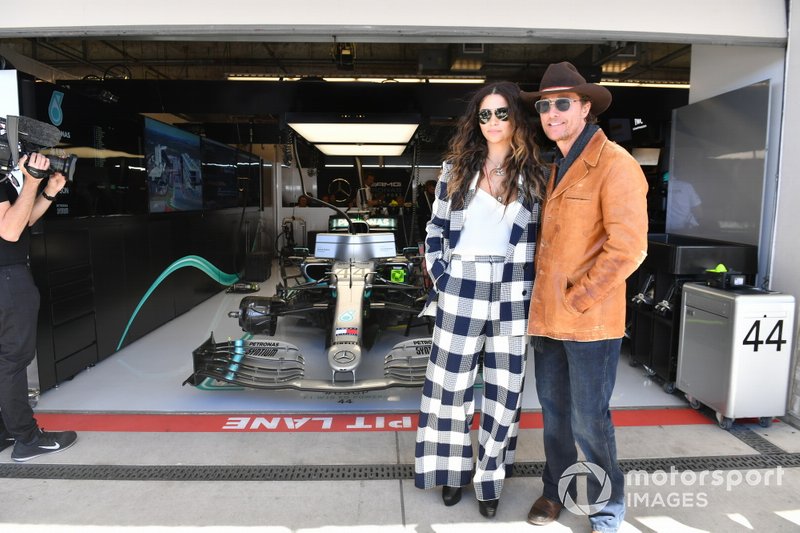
[11, 429, 77, 462]
[0, 432, 14, 453]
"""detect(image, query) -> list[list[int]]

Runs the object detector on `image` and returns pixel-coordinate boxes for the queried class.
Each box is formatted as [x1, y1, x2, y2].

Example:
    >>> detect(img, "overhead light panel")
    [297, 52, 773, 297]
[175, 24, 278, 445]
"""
[316, 144, 408, 156]
[287, 113, 420, 157]
[288, 122, 418, 144]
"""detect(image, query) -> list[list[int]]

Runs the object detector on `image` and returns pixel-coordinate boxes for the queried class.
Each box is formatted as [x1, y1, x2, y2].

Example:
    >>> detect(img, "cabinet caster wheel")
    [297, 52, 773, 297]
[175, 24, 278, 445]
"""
[686, 395, 701, 410]
[28, 390, 40, 409]
[663, 381, 676, 394]
[716, 412, 734, 430]
[758, 417, 773, 428]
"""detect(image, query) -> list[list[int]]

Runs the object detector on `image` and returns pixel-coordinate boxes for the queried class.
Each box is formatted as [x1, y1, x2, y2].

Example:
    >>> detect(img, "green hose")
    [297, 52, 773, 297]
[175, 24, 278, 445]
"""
[116, 255, 240, 351]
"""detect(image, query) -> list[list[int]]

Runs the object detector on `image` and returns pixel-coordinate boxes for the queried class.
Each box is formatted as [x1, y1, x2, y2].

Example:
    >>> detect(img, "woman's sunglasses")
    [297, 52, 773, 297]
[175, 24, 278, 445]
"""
[477, 107, 510, 124]
[534, 98, 583, 114]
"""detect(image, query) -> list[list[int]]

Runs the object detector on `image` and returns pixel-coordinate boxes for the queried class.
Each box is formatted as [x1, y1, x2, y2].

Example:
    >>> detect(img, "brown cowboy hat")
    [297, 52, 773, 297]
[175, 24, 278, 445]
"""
[521, 61, 612, 115]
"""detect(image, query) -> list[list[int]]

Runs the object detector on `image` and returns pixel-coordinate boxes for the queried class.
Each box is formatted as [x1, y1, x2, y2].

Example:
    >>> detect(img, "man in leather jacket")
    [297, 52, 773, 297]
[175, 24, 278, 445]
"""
[521, 62, 648, 533]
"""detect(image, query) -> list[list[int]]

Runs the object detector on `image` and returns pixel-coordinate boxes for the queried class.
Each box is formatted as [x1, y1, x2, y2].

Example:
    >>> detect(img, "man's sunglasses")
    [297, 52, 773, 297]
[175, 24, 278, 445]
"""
[534, 98, 583, 114]
[477, 107, 510, 124]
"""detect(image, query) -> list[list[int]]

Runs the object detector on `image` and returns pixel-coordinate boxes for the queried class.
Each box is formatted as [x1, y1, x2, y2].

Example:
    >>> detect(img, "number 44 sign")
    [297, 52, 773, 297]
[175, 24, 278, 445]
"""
[742, 318, 788, 352]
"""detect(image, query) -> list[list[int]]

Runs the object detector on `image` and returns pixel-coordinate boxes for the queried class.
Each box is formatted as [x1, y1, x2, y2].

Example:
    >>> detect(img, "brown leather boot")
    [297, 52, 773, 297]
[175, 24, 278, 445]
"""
[527, 495, 564, 525]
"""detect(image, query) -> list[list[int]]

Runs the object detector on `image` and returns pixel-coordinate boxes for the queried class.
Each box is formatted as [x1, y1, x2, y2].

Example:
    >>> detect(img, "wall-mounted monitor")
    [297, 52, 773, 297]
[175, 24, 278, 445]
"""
[201, 138, 238, 209]
[237, 151, 262, 208]
[23, 78, 148, 217]
[143, 117, 203, 213]
[667, 80, 770, 246]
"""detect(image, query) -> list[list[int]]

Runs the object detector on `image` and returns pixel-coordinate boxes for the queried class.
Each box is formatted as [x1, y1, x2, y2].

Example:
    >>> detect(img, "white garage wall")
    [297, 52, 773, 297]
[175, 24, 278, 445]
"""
[772, 3, 800, 425]
[0, 0, 787, 45]
[689, 43, 798, 422]
[0, 70, 20, 118]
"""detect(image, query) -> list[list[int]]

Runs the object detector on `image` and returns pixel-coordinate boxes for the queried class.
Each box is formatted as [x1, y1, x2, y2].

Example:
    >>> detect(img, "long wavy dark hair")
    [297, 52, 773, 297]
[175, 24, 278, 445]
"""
[443, 81, 546, 209]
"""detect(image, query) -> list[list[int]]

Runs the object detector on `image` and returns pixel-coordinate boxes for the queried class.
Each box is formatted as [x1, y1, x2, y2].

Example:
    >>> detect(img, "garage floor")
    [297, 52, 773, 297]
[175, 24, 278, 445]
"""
[29, 272, 685, 415]
[2, 267, 799, 532]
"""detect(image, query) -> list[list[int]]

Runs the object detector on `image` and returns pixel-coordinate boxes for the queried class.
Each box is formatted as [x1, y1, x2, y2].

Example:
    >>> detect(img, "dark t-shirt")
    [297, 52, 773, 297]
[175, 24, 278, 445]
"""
[0, 181, 31, 266]
[553, 123, 599, 189]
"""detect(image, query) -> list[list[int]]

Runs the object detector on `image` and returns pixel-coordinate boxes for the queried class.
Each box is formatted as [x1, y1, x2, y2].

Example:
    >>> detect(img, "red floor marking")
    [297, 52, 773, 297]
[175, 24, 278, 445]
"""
[35, 408, 711, 433]
[611, 408, 711, 427]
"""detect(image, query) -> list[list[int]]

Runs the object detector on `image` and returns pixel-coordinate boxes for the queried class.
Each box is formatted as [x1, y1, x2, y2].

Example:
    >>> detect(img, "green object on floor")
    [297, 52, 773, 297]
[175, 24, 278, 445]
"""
[116, 255, 240, 351]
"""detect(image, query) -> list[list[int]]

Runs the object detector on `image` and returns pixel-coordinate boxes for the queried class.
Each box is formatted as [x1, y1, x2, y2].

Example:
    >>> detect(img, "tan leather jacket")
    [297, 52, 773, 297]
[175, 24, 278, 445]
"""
[527, 129, 648, 341]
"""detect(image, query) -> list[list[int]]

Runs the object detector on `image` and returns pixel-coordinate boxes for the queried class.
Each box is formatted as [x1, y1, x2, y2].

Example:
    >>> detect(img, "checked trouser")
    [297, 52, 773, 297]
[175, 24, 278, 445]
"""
[414, 255, 526, 501]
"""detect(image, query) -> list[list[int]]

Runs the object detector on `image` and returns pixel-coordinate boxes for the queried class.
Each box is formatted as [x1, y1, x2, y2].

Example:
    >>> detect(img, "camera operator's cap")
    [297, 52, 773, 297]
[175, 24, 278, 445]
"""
[521, 61, 612, 115]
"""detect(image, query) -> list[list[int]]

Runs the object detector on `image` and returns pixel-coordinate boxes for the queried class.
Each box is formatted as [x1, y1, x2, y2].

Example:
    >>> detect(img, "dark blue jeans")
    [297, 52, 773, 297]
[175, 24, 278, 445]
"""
[0, 264, 40, 443]
[534, 336, 625, 533]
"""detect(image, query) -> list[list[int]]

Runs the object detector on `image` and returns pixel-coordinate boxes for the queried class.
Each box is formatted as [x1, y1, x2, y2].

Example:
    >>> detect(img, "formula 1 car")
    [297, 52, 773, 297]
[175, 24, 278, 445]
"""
[185, 215, 434, 392]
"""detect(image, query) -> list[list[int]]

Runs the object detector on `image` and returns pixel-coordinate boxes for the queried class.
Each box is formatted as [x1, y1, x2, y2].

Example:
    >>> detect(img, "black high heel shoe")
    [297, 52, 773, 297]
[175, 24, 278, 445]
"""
[441, 486, 462, 506]
[478, 498, 499, 518]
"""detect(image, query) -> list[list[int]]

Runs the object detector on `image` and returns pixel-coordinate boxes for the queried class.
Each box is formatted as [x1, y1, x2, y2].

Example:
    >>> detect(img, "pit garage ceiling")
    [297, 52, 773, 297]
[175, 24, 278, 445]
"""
[0, 0, 786, 137]
[0, 39, 691, 127]
[0, 0, 785, 90]
[0, 40, 692, 86]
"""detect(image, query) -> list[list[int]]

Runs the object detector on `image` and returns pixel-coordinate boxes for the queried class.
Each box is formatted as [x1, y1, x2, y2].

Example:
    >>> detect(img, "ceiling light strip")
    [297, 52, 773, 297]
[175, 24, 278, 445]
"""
[227, 75, 484, 84]
[600, 80, 690, 89]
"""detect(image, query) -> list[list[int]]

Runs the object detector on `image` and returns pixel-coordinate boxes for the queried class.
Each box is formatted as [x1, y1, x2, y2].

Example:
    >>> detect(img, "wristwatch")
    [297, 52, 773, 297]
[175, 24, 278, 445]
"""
[41, 190, 58, 201]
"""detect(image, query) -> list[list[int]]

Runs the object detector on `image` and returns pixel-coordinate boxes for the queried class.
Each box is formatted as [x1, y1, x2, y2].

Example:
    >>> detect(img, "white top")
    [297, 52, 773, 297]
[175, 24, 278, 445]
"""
[453, 188, 520, 257]
[666, 178, 702, 230]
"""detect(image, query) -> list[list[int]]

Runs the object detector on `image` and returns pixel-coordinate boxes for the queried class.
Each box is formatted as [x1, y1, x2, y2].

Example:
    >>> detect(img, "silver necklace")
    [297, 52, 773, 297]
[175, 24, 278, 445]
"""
[484, 163, 504, 203]
[486, 155, 506, 177]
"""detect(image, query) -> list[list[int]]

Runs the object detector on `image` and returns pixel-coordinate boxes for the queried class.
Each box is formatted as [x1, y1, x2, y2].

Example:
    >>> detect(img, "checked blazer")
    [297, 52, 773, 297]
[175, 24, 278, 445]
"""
[422, 163, 539, 336]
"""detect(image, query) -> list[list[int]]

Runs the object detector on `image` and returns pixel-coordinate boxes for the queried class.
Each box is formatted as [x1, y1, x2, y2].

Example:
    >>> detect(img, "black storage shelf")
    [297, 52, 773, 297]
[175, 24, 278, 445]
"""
[626, 233, 758, 392]
[31, 209, 263, 391]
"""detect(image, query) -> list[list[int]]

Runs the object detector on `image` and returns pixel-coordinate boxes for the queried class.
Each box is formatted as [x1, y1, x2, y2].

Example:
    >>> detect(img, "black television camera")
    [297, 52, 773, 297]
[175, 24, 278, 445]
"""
[0, 115, 77, 188]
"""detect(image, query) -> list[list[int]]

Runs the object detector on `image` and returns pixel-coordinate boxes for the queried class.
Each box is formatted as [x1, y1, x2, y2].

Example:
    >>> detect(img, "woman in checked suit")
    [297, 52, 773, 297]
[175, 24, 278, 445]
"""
[414, 81, 546, 518]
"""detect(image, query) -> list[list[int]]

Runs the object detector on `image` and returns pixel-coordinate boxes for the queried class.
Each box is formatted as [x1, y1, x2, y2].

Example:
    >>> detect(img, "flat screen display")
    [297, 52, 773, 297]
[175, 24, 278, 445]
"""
[201, 138, 238, 209]
[144, 117, 203, 213]
[237, 151, 261, 208]
[667, 81, 770, 245]
[26, 79, 148, 216]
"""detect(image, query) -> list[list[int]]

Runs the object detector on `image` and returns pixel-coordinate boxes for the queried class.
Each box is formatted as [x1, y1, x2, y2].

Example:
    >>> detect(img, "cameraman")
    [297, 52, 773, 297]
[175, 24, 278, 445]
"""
[0, 152, 77, 462]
